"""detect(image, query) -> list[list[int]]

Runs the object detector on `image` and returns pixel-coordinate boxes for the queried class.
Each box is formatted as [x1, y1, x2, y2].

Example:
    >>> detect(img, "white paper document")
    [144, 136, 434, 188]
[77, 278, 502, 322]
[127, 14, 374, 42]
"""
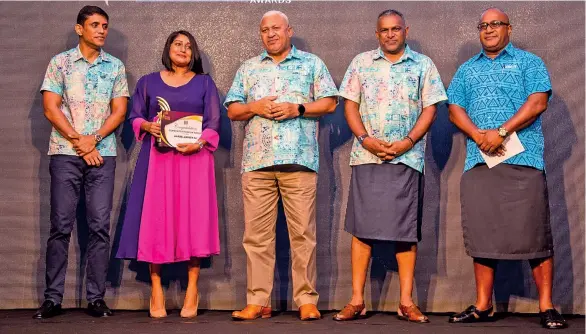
[479, 132, 525, 168]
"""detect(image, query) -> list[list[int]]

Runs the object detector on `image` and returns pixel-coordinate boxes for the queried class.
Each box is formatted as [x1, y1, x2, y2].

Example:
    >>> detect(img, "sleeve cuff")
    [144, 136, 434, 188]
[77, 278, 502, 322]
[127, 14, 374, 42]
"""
[40, 87, 63, 96]
[422, 96, 448, 109]
[200, 128, 219, 152]
[223, 98, 244, 109]
[338, 92, 360, 104]
[132, 118, 147, 141]
[446, 101, 467, 110]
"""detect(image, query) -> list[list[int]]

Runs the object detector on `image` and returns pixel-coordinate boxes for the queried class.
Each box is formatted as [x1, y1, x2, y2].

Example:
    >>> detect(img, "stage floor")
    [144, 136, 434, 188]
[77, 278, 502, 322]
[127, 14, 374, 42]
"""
[0, 310, 583, 334]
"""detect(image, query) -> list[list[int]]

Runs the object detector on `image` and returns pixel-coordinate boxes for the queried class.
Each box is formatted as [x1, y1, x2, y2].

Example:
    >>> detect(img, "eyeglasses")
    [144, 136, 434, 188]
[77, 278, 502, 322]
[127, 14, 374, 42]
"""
[477, 20, 510, 31]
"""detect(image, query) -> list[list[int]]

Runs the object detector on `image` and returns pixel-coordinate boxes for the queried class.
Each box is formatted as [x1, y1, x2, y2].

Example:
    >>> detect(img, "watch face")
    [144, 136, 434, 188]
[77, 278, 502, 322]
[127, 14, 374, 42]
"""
[498, 128, 507, 136]
[298, 104, 305, 115]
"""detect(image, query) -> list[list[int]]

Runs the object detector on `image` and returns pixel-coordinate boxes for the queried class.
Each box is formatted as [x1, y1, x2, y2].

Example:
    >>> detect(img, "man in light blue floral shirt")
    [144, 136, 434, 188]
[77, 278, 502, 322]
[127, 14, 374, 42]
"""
[334, 9, 446, 323]
[34, 6, 128, 320]
[225, 10, 337, 321]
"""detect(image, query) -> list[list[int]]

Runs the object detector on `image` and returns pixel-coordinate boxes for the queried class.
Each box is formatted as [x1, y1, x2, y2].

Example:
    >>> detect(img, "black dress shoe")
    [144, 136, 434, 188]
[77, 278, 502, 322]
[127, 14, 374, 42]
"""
[87, 299, 113, 317]
[448, 305, 494, 323]
[33, 300, 62, 319]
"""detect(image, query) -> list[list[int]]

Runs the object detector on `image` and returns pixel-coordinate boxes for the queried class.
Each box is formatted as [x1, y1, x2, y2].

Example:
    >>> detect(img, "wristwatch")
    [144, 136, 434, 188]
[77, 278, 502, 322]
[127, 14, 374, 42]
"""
[357, 133, 369, 145]
[93, 133, 103, 143]
[497, 126, 508, 138]
[196, 139, 206, 151]
[297, 104, 306, 117]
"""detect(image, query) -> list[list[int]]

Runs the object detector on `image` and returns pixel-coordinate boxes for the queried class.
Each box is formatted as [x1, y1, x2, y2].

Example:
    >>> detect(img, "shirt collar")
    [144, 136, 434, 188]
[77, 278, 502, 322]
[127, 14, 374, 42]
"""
[73, 45, 110, 63]
[260, 45, 301, 62]
[474, 42, 516, 61]
[373, 44, 418, 63]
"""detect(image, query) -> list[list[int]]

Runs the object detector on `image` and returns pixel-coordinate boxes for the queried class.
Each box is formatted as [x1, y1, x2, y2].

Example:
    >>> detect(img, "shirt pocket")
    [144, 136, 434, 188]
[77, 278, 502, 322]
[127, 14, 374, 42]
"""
[501, 66, 524, 96]
[397, 72, 420, 101]
[248, 69, 275, 101]
[96, 71, 115, 101]
[286, 69, 312, 97]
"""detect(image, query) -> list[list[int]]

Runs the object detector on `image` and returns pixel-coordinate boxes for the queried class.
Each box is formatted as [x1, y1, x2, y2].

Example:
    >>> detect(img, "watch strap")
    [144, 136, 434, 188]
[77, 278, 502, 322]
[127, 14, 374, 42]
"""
[357, 133, 369, 145]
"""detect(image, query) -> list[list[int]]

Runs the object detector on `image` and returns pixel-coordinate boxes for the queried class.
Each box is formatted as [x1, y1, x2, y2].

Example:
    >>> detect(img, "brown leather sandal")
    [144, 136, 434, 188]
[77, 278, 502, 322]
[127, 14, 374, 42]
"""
[333, 303, 366, 321]
[397, 304, 429, 323]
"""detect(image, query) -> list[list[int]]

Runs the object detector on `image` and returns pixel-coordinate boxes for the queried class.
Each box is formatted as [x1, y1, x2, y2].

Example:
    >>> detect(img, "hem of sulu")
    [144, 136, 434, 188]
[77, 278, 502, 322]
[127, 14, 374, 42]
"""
[466, 249, 554, 260]
[137, 252, 220, 264]
[346, 230, 419, 243]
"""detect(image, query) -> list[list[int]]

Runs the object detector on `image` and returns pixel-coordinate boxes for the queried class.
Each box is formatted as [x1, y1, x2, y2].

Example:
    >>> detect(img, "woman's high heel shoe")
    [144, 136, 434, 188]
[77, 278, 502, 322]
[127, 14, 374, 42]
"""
[149, 298, 167, 318]
[180, 293, 200, 318]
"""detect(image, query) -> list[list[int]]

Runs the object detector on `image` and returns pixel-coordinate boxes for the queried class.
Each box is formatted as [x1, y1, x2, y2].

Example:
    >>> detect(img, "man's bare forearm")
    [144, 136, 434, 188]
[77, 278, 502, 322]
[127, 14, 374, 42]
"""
[406, 105, 437, 143]
[227, 101, 256, 121]
[96, 97, 128, 137]
[43, 92, 78, 142]
[302, 96, 337, 118]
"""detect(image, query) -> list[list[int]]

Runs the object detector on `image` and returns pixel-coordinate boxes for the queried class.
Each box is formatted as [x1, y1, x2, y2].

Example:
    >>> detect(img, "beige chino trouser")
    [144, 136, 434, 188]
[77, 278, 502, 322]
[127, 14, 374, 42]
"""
[241, 170, 318, 307]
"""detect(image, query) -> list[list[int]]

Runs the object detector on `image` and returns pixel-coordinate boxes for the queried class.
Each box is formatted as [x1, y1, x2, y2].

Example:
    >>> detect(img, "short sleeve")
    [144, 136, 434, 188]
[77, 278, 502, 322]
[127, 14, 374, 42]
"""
[420, 59, 448, 108]
[223, 64, 248, 108]
[338, 56, 361, 103]
[112, 62, 130, 99]
[40, 56, 64, 96]
[523, 54, 552, 101]
[312, 57, 338, 101]
[447, 65, 468, 110]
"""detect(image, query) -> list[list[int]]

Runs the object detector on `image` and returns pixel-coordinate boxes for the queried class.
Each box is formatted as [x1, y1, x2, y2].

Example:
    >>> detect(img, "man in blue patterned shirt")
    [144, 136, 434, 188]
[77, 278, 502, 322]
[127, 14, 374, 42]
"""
[225, 10, 338, 321]
[34, 6, 129, 320]
[447, 8, 566, 329]
[334, 9, 447, 323]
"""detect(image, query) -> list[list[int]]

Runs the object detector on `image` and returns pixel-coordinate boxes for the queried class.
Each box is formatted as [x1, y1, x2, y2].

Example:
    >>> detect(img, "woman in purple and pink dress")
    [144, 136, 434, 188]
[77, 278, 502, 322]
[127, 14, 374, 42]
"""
[116, 30, 220, 318]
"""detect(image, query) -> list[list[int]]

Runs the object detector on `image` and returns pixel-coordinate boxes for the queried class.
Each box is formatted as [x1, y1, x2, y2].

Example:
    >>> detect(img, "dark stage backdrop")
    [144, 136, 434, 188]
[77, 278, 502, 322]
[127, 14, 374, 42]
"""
[0, 1, 583, 314]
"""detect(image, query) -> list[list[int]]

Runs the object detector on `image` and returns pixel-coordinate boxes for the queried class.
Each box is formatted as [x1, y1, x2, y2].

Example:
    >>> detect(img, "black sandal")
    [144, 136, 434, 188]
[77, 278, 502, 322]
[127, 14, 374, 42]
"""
[448, 305, 494, 323]
[539, 309, 567, 329]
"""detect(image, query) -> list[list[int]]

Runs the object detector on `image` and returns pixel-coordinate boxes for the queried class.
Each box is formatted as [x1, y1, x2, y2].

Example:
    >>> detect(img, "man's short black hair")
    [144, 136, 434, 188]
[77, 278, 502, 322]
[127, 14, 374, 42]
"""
[77, 6, 109, 25]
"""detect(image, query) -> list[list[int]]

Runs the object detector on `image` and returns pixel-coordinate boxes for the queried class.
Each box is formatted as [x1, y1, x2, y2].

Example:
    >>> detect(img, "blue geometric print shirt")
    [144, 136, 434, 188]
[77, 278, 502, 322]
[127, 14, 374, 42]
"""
[447, 43, 552, 172]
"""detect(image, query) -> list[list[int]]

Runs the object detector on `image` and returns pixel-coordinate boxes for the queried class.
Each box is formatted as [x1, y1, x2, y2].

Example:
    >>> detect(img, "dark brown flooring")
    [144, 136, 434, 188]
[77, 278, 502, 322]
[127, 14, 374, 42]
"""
[0, 309, 583, 334]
